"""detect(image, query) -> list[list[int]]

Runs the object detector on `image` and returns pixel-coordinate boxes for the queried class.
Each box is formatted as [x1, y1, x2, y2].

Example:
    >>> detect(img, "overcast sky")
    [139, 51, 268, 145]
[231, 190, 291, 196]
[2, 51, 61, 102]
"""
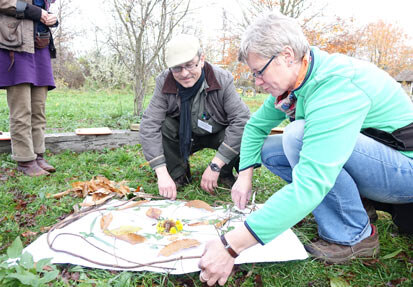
[62, 0, 413, 54]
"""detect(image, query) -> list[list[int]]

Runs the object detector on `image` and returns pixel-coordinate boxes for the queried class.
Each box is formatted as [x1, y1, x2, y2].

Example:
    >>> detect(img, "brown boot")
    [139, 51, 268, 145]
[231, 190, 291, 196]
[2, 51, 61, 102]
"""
[36, 154, 56, 173]
[304, 225, 379, 264]
[17, 160, 50, 177]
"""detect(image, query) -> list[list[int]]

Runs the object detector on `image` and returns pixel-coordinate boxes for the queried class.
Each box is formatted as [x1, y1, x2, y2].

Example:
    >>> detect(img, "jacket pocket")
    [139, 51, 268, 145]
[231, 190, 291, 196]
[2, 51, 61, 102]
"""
[0, 15, 23, 48]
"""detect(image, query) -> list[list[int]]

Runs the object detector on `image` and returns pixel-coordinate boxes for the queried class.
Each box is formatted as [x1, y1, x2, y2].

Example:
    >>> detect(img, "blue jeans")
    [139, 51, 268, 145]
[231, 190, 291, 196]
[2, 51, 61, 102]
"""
[261, 120, 413, 245]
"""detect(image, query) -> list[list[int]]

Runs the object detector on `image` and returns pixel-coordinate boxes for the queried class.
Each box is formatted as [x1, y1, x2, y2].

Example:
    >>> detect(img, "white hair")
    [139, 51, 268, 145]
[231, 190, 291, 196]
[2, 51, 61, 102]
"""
[238, 11, 310, 62]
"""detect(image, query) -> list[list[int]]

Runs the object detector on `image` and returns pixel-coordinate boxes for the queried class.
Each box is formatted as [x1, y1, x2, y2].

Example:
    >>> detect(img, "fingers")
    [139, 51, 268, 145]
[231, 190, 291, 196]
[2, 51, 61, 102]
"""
[201, 168, 219, 194]
[158, 182, 177, 200]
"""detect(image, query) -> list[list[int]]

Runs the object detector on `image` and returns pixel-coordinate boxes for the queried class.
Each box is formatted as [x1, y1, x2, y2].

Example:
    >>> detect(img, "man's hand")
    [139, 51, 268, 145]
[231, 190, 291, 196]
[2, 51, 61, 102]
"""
[201, 158, 225, 194]
[231, 168, 253, 209]
[155, 166, 177, 200]
[40, 9, 57, 26]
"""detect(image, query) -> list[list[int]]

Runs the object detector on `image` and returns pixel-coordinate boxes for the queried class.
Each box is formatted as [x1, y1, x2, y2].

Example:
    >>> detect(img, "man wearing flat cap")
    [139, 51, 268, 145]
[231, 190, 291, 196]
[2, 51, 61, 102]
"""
[139, 34, 250, 200]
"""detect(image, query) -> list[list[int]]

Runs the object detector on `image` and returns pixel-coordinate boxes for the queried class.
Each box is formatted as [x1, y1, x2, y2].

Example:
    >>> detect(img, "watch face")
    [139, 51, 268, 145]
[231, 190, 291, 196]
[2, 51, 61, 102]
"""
[209, 162, 221, 172]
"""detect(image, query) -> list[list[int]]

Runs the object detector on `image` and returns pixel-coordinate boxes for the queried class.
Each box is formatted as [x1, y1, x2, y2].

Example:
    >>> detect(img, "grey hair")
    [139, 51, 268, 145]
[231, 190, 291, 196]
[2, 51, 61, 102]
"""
[238, 11, 310, 63]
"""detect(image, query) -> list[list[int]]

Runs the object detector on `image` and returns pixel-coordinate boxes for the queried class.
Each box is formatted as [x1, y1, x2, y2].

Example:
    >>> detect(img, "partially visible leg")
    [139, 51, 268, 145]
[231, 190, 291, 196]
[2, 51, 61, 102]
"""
[31, 86, 55, 172]
[7, 84, 48, 176]
[7, 84, 36, 162]
[161, 117, 191, 182]
[342, 135, 413, 234]
[261, 134, 292, 183]
[31, 86, 47, 154]
[282, 120, 372, 245]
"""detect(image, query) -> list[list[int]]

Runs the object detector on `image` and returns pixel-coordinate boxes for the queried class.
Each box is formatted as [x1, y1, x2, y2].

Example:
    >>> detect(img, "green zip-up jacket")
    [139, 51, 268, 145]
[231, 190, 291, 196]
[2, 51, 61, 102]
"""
[242, 47, 413, 244]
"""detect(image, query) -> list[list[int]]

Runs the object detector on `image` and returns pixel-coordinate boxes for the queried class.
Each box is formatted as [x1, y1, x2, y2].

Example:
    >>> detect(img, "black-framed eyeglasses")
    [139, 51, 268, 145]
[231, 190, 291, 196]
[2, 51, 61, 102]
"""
[252, 55, 276, 78]
[170, 58, 201, 73]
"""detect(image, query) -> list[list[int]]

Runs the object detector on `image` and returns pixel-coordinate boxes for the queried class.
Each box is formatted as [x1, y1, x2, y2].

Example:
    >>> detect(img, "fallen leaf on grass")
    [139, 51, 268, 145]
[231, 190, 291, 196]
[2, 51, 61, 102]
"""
[50, 189, 72, 199]
[80, 194, 115, 207]
[146, 208, 162, 219]
[185, 200, 214, 212]
[159, 239, 200, 257]
[118, 200, 149, 211]
[21, 231, 38, 237]
[40, 226, 51, 232]
[51, 176, 132, 200]
[100, 213, 113, 230]
[330, 277, 350, 287]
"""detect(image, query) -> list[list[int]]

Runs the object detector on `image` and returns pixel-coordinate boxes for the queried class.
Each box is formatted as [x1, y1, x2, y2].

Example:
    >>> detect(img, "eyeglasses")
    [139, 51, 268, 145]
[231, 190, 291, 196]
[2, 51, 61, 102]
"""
[170, 58, 201, 73]
[252, 55, 276, 79]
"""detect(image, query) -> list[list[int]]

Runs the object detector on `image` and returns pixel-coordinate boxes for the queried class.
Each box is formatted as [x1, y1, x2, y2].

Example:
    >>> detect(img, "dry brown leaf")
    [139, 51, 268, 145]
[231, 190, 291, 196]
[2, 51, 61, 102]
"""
[146, 207, 162, 219]
[100, 213, 113, 230]
[51, 189, 72, 199]
[80, 194, 115, 207]
[159, 239, 200, 257]
[118, 200, 149, 211]
[214, 217, 229, 228]
[185, 200, 214, 212]
[22, 231, 38, 237]
[168, 236, 180, 241]
[113, 233, 146, 245]
[188, 221, 209, 227]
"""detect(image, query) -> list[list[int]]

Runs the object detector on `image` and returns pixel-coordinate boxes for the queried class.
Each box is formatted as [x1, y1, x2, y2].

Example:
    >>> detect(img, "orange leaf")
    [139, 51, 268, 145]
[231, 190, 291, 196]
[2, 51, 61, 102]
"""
[50, 189, 72, 199]
[113, 233, 146, 245]
[118, 200, 149, 211]
[159, 239, 200, 257]
[146, 207, 162, 219]
[100, 213, 113, 230]
[22, 231, 38, 237]
[188, 220, 209, 227]
[215, 217, 229, 228]
[185, 200, 214, 212]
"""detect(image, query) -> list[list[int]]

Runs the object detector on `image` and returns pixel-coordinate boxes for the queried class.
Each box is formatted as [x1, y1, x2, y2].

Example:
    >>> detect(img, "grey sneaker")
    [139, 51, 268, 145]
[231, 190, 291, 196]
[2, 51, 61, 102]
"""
[304, 225, 380, 264]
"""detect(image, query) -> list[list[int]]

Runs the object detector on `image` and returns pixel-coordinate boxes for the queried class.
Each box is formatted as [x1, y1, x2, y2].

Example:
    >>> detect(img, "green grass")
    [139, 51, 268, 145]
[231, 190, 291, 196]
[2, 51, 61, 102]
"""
[0, 89, 412, 286]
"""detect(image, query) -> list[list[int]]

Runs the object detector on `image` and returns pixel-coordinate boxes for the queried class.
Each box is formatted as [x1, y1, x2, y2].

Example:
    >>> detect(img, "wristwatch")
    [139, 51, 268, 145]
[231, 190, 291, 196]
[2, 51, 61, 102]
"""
[220, 234, 239, 258]
[209, 162, 221, 172]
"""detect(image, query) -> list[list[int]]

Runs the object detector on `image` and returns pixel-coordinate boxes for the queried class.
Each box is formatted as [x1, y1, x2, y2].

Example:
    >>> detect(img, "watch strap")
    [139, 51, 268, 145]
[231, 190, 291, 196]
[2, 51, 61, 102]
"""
[220, 234, 239, 258]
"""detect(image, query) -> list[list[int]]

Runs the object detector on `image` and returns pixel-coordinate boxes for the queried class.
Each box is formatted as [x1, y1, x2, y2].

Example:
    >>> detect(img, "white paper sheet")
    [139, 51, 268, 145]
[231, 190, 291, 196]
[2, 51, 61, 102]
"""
[24, 200, 307, 274]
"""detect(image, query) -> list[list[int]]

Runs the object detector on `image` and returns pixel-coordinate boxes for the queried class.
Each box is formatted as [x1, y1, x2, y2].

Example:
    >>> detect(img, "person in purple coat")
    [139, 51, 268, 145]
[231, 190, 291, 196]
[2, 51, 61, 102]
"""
[0, 0, 57, 176]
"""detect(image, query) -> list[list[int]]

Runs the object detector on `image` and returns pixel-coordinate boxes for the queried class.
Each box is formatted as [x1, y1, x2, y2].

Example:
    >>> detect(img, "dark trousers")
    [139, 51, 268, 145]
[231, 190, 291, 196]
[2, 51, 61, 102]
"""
[161, 117, 239, 180]
[370, 200, 413, 234]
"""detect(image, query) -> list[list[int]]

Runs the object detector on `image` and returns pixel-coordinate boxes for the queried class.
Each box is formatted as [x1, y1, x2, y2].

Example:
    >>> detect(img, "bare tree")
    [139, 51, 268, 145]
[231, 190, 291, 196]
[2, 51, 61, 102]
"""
[51, 0, 76, 76]
[108, 0, 191, 116]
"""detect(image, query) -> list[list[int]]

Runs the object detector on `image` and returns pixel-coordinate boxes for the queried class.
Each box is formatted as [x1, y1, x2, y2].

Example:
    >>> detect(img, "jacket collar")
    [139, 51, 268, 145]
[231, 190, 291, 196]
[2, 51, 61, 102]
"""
[161, 61, 222, 94]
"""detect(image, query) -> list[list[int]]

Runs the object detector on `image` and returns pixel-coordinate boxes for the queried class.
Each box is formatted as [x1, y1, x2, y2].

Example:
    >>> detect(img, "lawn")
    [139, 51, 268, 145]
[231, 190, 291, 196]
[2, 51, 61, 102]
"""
[0, 89, 411, 286]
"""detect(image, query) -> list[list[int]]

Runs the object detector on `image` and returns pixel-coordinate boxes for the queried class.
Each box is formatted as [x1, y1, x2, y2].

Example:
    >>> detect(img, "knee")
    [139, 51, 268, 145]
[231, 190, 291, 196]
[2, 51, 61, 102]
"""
[261, 134, 283, 164]
[282, 120, 305, 146]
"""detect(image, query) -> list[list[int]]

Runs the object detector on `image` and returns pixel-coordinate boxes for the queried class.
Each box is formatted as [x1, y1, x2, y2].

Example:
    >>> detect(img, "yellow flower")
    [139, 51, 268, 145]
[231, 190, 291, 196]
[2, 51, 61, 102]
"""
[156, 219, 183, 235]
[175, 220, 183, 231]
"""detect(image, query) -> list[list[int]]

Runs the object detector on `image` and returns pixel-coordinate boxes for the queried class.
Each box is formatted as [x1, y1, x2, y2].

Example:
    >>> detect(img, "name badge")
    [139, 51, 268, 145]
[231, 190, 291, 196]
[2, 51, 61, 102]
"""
[197, 119, 212, 133]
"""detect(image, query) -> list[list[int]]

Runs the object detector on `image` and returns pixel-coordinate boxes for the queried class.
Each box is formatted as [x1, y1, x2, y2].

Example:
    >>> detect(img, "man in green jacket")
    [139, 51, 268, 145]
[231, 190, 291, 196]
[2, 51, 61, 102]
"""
[139, 34, 250, 200]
